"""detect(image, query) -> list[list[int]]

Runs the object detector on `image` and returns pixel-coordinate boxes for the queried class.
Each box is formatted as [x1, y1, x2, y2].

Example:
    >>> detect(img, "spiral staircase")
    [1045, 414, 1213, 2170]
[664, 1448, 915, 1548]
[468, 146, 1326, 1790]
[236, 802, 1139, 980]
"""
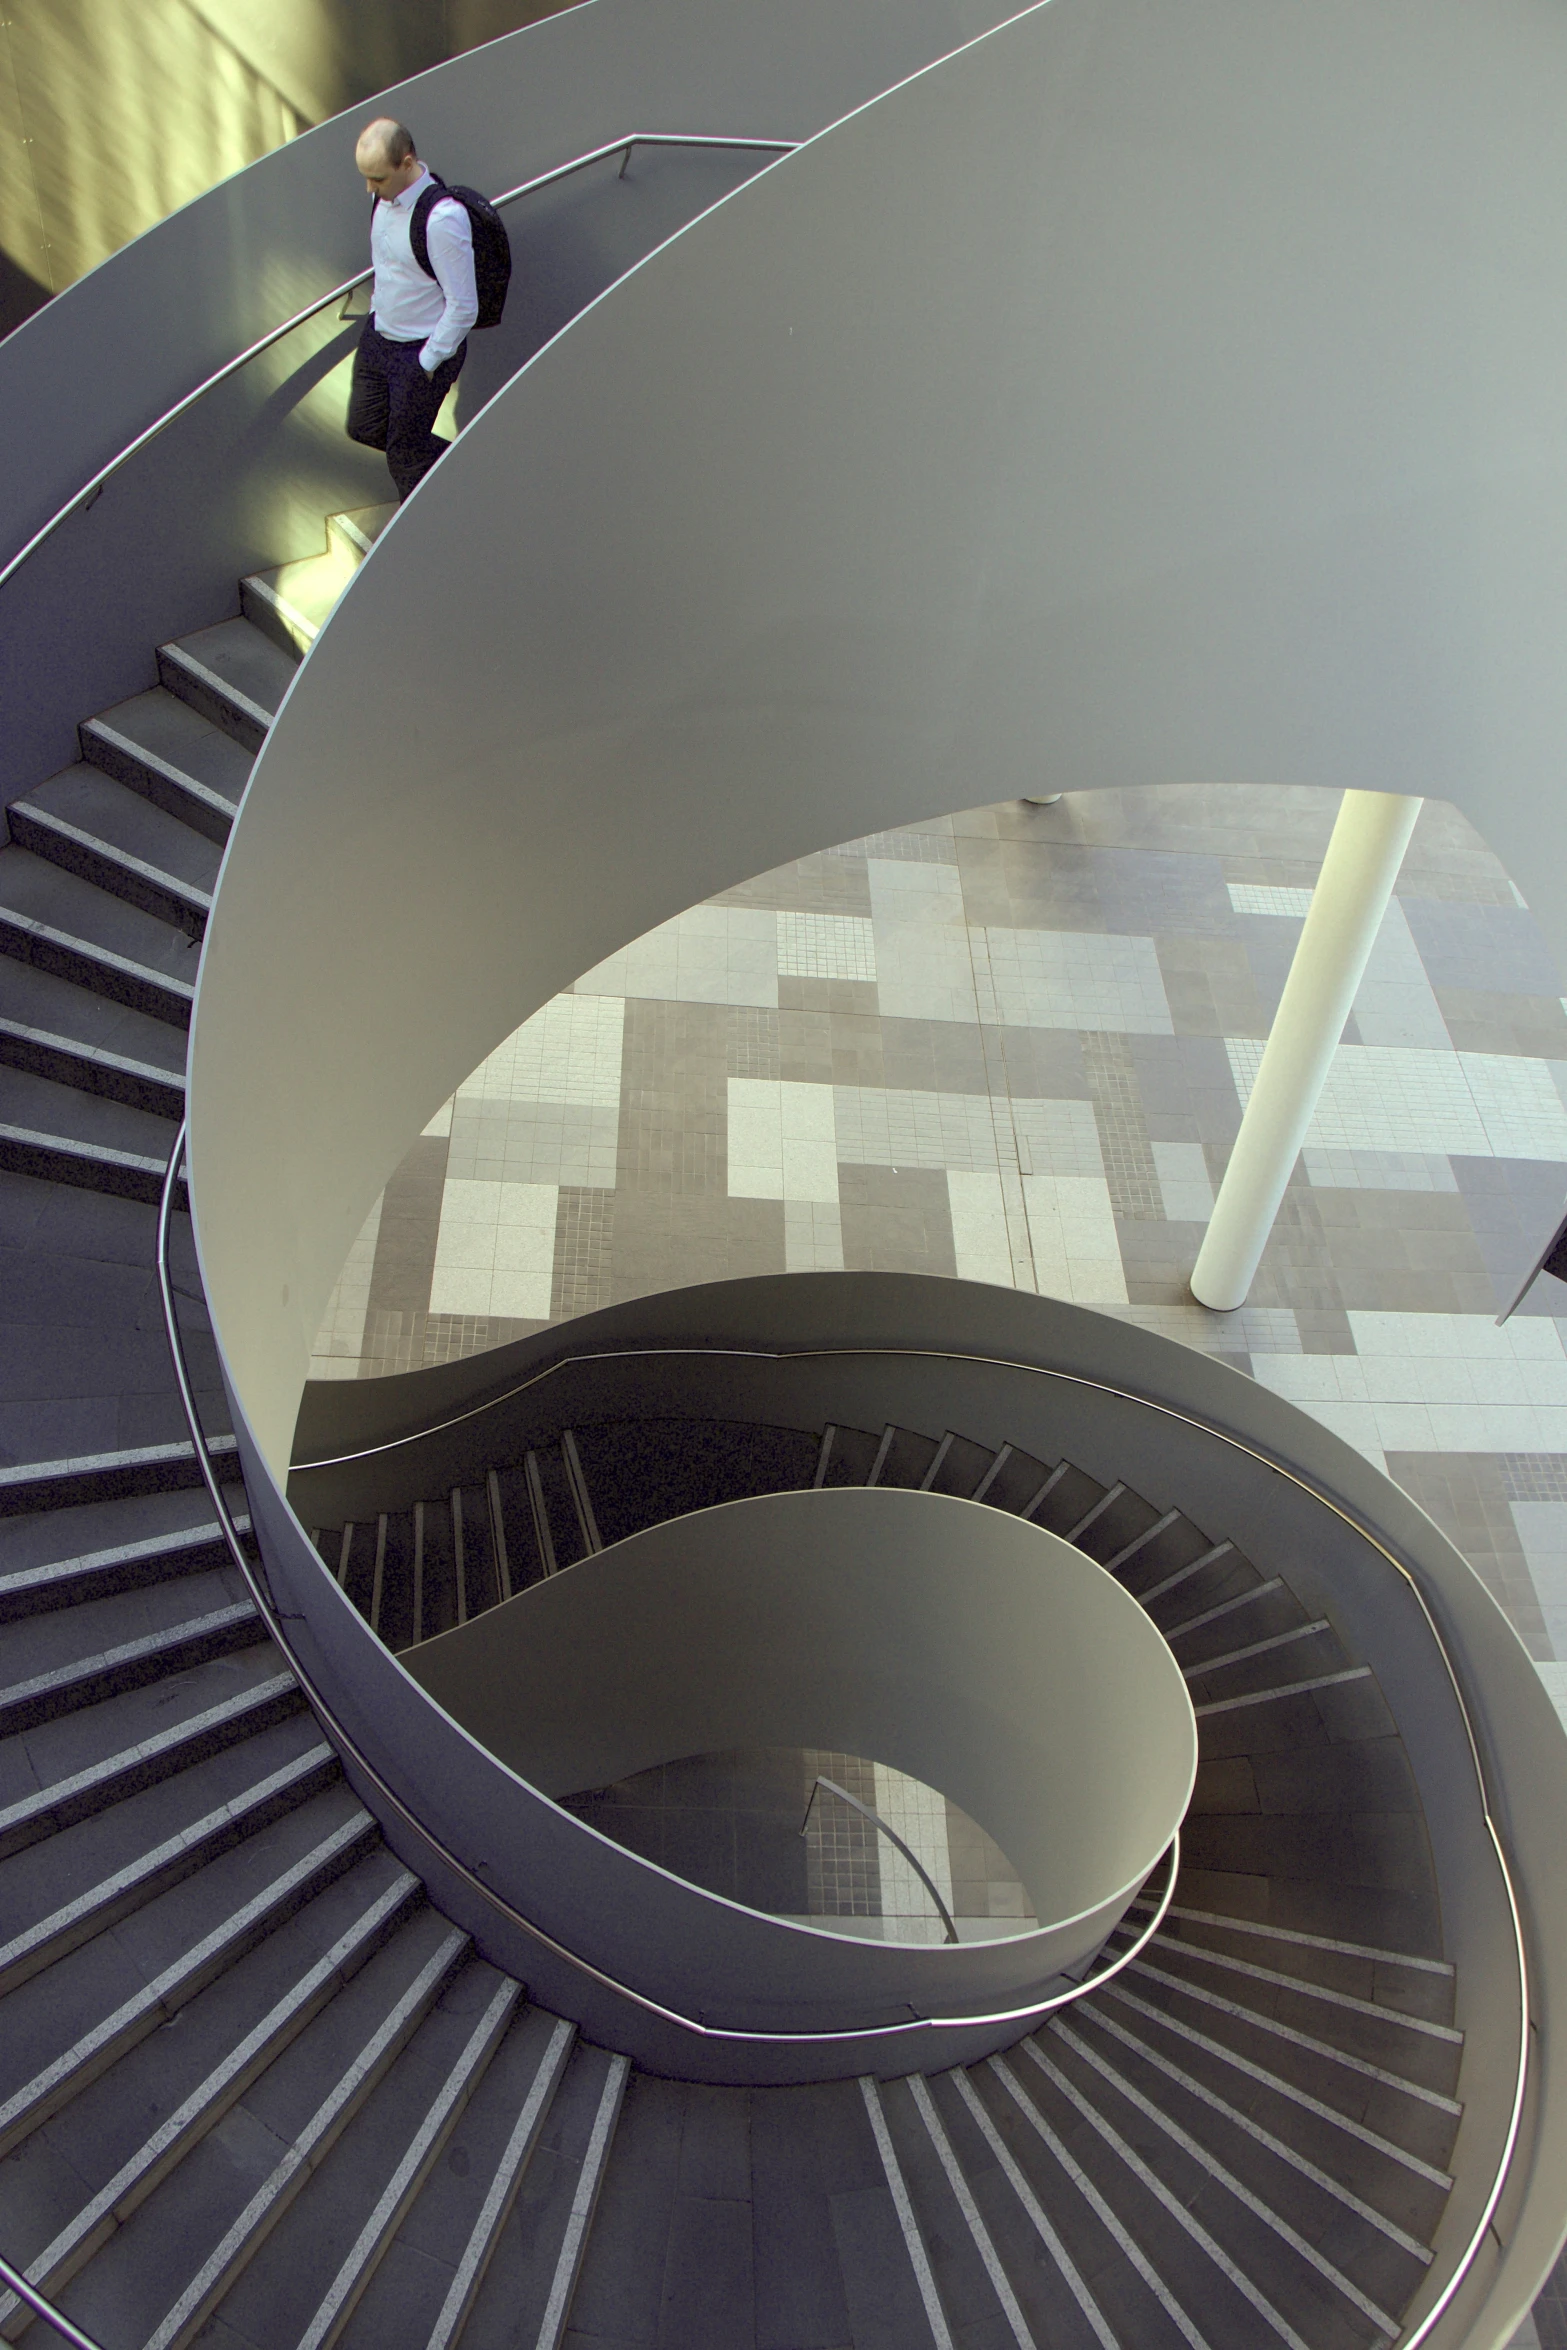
[4, 1, 1567, 2344]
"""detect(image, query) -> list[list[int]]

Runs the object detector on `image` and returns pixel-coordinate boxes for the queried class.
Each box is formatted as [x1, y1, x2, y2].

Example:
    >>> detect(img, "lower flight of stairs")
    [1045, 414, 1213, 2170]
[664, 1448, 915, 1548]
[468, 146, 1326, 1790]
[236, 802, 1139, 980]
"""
[0, 1384, 1462, 2347]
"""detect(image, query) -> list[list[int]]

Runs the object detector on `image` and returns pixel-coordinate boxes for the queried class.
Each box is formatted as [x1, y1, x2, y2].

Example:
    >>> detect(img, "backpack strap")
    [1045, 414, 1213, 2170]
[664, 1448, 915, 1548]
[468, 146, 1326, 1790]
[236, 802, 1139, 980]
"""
[408, 173, 450, 282]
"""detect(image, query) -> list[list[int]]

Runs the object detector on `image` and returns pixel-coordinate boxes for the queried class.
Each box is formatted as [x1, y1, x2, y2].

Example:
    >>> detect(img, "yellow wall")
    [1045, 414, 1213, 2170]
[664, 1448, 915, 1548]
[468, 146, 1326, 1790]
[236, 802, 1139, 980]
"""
[0, 0, 567, 320]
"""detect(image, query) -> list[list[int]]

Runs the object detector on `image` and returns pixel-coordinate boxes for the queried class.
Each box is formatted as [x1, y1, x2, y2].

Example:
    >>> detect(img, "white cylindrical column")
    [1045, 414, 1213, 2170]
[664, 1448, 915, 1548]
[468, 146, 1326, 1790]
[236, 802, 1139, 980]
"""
[1190, 789, 1423, 1312]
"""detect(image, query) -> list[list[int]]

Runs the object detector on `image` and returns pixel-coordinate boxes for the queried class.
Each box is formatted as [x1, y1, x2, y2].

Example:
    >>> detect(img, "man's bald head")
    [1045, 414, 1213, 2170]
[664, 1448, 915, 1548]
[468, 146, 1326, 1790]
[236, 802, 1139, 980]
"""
[355, 119, 423, 200]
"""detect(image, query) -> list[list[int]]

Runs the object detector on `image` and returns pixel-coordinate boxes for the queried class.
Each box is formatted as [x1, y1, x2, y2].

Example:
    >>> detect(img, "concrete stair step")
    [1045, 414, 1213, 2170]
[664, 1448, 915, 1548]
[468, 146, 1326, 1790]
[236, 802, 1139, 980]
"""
[0, 1851, 422, 2333]
[205, 1956, 521, 2348]
[55, 1905, 469, 2350]
[157, 617, 294, 751]
[0, 1649, 296, 1861]
[82, 686, 250, 845]
[0, 1571, 263, 1735]
[0, 1012, 183, 1118]
[10, 766, 218, 933]
[241, 542, 360, 658]
[334, 2009, 575, 2350]
[0, 1435, 238, 1519]
[0, 1785, 377, 2160]
[0, 1713, 335, 1995]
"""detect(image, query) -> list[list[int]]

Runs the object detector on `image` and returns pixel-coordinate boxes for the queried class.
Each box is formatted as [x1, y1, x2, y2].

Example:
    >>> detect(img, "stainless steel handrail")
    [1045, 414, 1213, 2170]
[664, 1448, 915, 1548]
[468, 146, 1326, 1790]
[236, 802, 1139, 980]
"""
[282, 1325, 1531, 2346]
[157, 1122, 1175, 2041]
[0, 2249, 109, 2350]
[0, 134, 795, 598]
[803, 1775, 960, 1944]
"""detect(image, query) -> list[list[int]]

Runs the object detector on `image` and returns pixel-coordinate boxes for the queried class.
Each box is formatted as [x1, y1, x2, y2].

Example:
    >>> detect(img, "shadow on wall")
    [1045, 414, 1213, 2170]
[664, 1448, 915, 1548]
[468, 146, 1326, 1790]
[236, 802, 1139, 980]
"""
[0, 0, 573, 336]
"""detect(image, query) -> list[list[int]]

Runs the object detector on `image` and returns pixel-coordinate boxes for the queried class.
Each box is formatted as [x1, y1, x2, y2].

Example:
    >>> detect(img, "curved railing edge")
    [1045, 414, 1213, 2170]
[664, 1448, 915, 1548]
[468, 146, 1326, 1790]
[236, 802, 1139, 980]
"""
[161, 1137, 1530, 2345]
[0, 134, 796, 600]
[0, 2256, 108, 2350]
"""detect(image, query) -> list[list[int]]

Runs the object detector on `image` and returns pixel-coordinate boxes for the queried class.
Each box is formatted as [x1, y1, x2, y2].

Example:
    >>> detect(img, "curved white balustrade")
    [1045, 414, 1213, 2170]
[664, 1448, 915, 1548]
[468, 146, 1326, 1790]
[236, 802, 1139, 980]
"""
[177, 0, 1567, 2332]
[189, 0, 1567, 1473]
[404, 1485, 1198, 2007]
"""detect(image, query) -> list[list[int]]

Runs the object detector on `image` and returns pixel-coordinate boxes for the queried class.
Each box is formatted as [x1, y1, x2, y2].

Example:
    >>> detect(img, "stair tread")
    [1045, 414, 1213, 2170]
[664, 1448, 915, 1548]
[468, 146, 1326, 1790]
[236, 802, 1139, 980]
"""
[0, 1061, 177, 1160]
[0, 843, 201, 981]
[0, 1847, 418, 2326]
[0, 1784, 373, 2147]
[0, 1712, 331, 1986]
[335, 2005, 574, 2350]
[244, 542, 359, 644]
[162, 615, 296, 719]
[0, 958, 189, 1074]
[207, 1954, 516, 2343]
[23, 763, 224, 892]
[58, 1902, 464, 2348]
[86, 684, 251, 805]
[332, 502, 397, 557]
[0, 1650, 296, 1848]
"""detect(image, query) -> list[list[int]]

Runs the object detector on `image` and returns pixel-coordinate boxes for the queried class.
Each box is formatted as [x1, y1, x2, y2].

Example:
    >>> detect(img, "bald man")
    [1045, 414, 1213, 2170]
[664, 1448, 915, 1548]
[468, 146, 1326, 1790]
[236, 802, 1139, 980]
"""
[346, 118, 478, 500]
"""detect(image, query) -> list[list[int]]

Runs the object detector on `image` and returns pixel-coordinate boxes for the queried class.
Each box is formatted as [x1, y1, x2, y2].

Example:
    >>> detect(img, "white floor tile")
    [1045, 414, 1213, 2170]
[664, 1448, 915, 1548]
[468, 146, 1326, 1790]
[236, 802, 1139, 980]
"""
[948, 1169, 1020, 1289]
[727, 1079, 839, 1203]
[459, 992, 625, 1111]
[984, 927, 1173, 1034]
[1022, 1173, 1127, 1304]
[784, 1200, 845, 1272]
[1227, 1039, 1567, 1160]
[1152, 1139, 1215, 1222]
[777, 910, 877, 982]
[429, 1179, 558, 1319]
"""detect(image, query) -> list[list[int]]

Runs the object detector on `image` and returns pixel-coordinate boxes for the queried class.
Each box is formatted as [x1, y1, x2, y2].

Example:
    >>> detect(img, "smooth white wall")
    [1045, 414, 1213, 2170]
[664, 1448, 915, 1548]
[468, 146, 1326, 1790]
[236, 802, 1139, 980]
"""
[190, 0, 1567, 1470]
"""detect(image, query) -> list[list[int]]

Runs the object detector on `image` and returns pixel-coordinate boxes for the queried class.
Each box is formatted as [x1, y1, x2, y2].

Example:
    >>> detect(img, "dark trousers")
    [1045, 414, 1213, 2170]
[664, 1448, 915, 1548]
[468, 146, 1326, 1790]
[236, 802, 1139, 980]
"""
[346, 321, 467, 500]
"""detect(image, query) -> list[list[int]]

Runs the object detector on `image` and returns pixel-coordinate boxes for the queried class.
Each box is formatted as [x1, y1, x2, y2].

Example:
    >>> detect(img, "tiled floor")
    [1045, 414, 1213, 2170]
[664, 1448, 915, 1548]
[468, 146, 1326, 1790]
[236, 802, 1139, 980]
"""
[312, 780, 1567, 1667]
[559, 1745, 1032, 1944]
[311, 778, 1567, 2337]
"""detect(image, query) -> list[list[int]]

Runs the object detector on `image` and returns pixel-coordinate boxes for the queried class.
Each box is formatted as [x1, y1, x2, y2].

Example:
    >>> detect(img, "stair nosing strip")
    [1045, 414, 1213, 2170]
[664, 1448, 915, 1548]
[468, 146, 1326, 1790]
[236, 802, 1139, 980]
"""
[859, 2077, 953, 2349]
[984, 2055, 1212, 2350]
[0, 1666, 295, 1841]
[295, 1973, 521, 2350]
[1055, 2018, 1404, 2335]
[0, 1870, 422, 2329]
[945, 2069, 1119, 2348]
[1079, 2003, 1435, 2261]
[0, 905, 195, 1001]
[907, 2074, 1035, 2350]
[0, 1742, 335, 1980]
[1194, 1663, 1371, 1717]
[0, 1598, 258, 1715]
[1126, 1901, 1454, 1977]
[1181, 1617, 1332, 1681]
[81, 718, 240, 825]
[1163, 1577, 1285, 1639]
[1126, 1955, 1463, 2112]
[0, 1514, 250, 1602]
[138, 1924, 468, 2350]
[1144, 1933, 1464, 2041]
[1098, 1980, 1455, 2189]
[0, 1433, 236, 1493]
[533, 2050, 630, 2350]
[0, 1122, 173, 1180]
[426, 2016, 576, 2350]
[1022, 2040, 1314, 2350]
[10, 802, 213, 914]
[0, 1809, 377, 2144]
[0, 1015, 185, 1093]
[159, 643, 276, 731]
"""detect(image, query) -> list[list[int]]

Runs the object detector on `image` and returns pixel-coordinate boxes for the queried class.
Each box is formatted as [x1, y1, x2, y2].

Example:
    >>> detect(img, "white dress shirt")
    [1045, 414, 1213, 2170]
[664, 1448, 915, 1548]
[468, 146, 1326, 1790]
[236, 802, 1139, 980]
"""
[370, 168, 478, 372]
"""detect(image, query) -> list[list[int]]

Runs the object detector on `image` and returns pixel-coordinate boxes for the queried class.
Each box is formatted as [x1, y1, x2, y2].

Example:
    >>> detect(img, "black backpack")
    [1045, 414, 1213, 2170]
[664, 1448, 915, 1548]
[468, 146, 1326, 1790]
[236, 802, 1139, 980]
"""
[408, 174, 512, 328]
